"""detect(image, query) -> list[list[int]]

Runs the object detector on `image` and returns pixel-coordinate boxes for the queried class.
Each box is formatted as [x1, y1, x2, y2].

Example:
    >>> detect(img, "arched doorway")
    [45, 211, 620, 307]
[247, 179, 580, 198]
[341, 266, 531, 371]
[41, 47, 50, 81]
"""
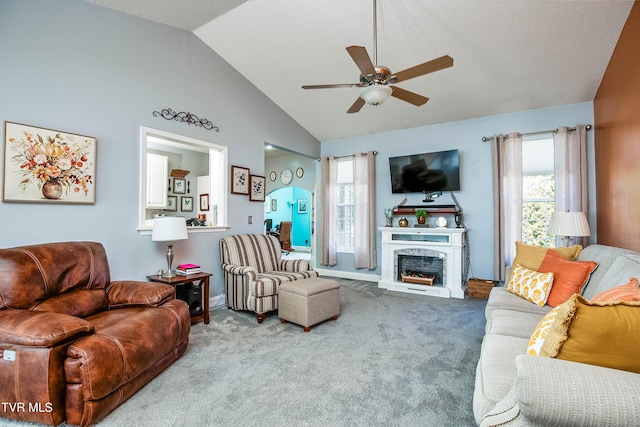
[265, 186, 312, 250]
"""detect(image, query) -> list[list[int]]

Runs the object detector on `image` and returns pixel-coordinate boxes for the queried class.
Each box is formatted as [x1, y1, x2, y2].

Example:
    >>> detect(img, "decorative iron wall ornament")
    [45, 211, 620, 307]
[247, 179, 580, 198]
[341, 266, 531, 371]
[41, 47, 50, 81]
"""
[152, 108, 219, 132]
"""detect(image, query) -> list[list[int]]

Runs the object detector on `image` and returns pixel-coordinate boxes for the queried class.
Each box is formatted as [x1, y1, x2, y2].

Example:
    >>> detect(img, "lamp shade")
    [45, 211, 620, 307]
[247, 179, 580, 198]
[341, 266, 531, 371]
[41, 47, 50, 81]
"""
[548, 211, 591, 237]
[152, 216, 188, 242]
[359, 85, 392, 106]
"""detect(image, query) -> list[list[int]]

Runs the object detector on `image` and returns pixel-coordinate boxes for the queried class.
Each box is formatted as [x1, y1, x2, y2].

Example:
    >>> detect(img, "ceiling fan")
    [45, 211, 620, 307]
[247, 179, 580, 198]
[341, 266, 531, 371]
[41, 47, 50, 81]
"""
[302, 0, 453, 114]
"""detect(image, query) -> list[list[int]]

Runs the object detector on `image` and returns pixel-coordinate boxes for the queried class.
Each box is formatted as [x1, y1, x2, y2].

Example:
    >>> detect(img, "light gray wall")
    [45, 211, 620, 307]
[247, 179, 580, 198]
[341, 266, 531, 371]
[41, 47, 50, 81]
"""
[0, 0, 320, 296]
[318, 102, 596, 282]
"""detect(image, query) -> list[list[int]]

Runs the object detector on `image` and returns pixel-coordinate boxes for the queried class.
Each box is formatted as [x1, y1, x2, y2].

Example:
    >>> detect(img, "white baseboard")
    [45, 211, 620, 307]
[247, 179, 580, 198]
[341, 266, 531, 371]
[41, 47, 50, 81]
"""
[210, 294, 226, 310]
[314, 268, 381, 282]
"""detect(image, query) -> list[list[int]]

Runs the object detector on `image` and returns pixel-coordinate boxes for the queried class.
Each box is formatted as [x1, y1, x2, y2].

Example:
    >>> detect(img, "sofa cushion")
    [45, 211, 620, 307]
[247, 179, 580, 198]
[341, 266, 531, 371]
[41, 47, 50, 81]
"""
[583, 254, 640, 300]
[539, 295, 640, 374]
[66, 300, 190, 400]
[486, 309, 546, 339]
[252, 271, 318, 297]
[485, 288, 552, 333]
[538, 250, 598, 307]
[512, 241, 582, 271]
[591, 277, 640, 302]
[506, 264, 554, 306]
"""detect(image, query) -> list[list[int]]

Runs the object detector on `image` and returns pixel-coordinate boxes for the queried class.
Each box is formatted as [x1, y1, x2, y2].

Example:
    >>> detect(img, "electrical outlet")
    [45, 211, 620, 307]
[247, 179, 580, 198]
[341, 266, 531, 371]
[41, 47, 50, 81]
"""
[248, 216, 252, 224]
[3, 350, 16, 361]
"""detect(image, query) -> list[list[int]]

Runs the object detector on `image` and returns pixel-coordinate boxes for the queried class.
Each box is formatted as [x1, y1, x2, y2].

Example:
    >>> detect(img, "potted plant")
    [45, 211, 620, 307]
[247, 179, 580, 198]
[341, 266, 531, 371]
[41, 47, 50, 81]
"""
[415, 209, 429, 225]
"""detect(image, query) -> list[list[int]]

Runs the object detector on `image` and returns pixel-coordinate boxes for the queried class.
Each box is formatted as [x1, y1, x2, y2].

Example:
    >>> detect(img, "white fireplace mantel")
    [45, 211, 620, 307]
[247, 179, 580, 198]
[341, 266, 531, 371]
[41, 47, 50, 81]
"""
[378, 227, 467, 299]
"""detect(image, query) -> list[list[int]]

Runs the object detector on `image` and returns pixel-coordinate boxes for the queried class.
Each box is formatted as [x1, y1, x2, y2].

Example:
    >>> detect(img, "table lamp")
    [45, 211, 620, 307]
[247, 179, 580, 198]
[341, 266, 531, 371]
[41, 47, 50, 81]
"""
[548, 211, 590, 247]
[152, 216, 188, 277]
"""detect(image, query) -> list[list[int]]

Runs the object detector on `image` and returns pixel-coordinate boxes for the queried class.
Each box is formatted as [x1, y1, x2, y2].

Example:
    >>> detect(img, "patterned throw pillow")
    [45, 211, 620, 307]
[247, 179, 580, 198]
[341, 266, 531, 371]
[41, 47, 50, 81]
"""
[590, 277, 640, 302]
[527, 304, 562, 356]
[506, 264, 555, 306]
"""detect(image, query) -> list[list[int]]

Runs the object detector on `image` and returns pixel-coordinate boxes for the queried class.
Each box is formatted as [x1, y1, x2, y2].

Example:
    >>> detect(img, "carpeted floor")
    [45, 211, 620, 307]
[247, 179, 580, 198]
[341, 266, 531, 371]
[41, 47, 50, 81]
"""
[2, 278, 487, 427]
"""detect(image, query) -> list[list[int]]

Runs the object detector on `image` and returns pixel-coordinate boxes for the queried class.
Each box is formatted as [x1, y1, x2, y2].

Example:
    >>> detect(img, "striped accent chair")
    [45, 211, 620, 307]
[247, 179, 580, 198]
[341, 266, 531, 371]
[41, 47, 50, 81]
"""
[220, 234, 318, 323]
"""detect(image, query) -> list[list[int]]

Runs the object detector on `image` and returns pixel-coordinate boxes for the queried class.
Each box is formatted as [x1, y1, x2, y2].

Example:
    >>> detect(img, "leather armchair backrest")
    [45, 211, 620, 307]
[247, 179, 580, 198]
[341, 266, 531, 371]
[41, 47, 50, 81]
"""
[219, 234, 281, 273]
[0, 241, 110, 313]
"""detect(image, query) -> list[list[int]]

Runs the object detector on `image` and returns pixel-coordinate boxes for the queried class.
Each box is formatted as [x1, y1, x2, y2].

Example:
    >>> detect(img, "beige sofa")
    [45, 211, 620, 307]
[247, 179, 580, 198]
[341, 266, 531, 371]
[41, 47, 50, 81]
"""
[474, 244, 640, 426]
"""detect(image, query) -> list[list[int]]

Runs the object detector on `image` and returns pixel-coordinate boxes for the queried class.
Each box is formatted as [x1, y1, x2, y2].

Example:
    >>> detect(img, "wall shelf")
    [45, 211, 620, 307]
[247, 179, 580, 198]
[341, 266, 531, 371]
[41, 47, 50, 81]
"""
[393, 204, 460, 216]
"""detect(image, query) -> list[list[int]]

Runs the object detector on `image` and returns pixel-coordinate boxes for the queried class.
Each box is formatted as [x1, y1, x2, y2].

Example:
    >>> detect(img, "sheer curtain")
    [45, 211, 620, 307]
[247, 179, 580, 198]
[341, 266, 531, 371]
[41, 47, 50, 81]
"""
[492, 133, 523, 281]
[320, 156, 338, 266]
[353, 151, 376, 270]
[554, 125, 589, 247]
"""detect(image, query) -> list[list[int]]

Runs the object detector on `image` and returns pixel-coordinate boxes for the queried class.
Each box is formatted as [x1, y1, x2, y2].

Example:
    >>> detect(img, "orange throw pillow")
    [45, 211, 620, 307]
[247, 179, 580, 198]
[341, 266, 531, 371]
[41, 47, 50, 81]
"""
[538, 249, 598, 307]
[591, 278, 640, 302]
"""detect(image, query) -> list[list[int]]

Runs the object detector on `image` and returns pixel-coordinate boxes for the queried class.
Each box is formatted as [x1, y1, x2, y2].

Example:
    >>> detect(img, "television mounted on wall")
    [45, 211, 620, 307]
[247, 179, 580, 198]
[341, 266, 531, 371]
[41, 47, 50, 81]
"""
[389, 149, 460, 194]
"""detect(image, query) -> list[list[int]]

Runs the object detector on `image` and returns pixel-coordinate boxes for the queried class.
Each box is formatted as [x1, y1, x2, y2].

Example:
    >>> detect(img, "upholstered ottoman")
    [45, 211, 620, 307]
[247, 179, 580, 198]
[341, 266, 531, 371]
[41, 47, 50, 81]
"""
[279, 277, 340, 332]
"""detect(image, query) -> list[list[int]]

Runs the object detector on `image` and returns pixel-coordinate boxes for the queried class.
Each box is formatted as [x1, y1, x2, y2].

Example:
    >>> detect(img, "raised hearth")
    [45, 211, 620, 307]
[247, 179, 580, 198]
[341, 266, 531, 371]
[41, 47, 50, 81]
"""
[379, 227, 467, 298]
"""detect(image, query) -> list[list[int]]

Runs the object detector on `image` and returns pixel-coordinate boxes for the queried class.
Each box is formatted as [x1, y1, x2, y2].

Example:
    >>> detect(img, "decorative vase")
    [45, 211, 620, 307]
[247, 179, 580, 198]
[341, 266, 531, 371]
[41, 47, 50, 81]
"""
[42, 178, 62, 200]
[417, 216, 426, 225]
[455, 213, 463, 228]
[399, 217, 409, 227]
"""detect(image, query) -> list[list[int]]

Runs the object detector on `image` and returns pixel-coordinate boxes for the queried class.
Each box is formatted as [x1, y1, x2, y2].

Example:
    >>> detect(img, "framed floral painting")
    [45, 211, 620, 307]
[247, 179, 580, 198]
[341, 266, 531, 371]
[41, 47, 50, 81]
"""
[181, 196, 193, 212]
[231, 165, 249, 195]
[249, 175, 265, 202]
[165, 195, 177, 212]
[3, 122, 97, 204]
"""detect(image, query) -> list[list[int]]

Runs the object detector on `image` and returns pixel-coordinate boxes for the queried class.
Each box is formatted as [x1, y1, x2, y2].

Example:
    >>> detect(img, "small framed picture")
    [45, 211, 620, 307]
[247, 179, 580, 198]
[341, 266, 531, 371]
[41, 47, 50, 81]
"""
[165, 195, 177, 211]
[271, 198, 277, 212]
[181, 196, 193, 212]
[173, 178, 186, 194]
[199, 193, 209, 211]
[249, 175, 266, 202]
[298, 198, 308, 213]
[231, 165, 250, 195]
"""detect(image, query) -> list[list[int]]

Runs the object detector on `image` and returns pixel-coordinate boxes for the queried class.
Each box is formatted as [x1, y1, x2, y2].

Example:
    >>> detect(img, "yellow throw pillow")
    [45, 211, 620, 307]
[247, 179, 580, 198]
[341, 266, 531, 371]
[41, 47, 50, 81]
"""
[527, 304, 562, 356]
[512, 241, 582, 271]
[506, 264, 555, 306]
[539, 294, 640, 374]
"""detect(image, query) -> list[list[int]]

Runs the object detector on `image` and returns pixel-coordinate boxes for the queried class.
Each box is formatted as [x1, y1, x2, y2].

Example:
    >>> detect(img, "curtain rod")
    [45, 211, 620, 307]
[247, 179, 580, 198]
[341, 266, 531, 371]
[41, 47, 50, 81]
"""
[481, 124, 592, 142]
[322, 151, 378, 160]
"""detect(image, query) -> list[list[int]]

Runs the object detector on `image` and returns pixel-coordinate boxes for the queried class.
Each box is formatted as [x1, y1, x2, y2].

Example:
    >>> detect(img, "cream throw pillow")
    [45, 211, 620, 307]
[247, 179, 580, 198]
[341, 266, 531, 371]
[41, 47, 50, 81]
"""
[507, 264, 554, 306]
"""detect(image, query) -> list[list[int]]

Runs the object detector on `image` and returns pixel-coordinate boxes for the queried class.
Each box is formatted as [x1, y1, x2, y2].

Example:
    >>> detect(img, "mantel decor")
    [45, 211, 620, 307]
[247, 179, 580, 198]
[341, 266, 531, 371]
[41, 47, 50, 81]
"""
[2, 121, 97, 204]
[152, 108, 220, 132]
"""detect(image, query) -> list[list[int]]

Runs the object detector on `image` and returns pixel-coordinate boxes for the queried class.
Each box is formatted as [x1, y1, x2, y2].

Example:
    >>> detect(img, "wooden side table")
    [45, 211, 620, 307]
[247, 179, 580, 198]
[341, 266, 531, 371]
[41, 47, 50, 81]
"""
[146, 272, 212, 325]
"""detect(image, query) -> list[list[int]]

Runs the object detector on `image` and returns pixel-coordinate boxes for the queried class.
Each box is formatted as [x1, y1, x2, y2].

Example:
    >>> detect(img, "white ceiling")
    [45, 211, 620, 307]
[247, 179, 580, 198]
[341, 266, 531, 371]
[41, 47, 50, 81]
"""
[84, 0, 634, 142]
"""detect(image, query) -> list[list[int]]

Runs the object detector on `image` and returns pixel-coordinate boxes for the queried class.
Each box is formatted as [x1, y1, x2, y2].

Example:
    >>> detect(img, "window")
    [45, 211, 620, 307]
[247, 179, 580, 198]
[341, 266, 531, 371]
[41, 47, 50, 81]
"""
[138, 127, 228, 233]
[521, 135, 555, 247]
[336, 159, 354, 252]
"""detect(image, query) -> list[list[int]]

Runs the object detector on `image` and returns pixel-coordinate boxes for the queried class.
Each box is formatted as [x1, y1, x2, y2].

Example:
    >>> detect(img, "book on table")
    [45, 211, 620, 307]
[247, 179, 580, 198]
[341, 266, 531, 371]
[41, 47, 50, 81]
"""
[176, 263, 201, 275]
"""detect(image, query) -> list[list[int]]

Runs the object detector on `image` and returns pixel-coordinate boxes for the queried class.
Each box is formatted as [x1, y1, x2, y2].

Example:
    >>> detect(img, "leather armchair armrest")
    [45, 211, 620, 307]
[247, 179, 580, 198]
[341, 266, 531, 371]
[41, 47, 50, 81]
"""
[0, 310, 93, 347]
[107, 281, 174, 308]
[278, 258, 311, 272]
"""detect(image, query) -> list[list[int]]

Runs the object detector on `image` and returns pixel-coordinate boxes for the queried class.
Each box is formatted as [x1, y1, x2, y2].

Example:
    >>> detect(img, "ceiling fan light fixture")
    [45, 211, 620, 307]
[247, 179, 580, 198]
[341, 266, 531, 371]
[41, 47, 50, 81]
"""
[359, 85, 392, 106]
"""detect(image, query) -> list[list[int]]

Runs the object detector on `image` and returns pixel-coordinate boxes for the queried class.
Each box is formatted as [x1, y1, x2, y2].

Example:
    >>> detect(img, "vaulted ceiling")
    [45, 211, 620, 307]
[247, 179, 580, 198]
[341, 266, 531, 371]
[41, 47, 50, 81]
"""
[84, 0, 634, 142]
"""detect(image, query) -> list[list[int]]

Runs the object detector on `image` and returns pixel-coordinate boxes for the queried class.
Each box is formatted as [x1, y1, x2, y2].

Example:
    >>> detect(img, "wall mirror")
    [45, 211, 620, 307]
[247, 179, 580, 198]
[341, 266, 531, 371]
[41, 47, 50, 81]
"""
[138, 126, 228, 232]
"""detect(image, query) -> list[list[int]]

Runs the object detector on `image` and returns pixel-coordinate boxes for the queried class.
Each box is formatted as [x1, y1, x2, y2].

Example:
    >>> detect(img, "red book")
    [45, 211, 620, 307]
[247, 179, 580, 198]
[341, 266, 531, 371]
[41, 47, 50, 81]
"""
[177, 263, 200, 270]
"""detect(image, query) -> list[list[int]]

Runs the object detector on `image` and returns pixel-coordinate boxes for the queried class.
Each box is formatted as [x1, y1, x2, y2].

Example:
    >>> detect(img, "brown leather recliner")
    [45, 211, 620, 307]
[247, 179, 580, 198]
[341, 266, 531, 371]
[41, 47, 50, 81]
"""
[0, 241, 191, 426]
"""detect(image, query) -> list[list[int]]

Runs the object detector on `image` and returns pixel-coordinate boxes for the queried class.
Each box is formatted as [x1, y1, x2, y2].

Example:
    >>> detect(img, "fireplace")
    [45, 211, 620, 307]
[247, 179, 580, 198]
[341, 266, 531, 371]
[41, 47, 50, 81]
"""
[378, 227, 467, 299]
[396, 251, 445, 285]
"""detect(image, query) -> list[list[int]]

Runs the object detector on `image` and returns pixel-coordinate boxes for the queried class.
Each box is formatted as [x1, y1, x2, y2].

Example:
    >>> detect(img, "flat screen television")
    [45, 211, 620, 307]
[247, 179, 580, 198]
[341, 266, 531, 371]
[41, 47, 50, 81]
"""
[389, 149, 460, 194]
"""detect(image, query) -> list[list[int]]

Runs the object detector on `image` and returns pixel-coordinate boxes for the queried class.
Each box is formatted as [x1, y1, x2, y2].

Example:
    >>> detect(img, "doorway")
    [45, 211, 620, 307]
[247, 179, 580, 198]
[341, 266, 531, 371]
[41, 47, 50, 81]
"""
[265, 187, 312, 252]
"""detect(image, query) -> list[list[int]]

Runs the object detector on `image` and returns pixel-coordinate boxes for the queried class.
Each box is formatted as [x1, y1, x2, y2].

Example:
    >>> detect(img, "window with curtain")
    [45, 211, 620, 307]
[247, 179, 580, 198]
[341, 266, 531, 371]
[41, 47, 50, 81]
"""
[522, 135, 555, 247]
[336, 158, 354, 252]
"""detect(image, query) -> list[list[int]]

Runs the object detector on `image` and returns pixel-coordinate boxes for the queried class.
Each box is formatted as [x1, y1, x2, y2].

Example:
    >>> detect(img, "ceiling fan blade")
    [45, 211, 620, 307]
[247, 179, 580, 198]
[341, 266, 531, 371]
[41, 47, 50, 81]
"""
[346, 46, 377, 80]
[391, 55, 453, 83]
[347, 97, 366, 114]
[302, 83, 363, 89]
[390, 86, 429, 106]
